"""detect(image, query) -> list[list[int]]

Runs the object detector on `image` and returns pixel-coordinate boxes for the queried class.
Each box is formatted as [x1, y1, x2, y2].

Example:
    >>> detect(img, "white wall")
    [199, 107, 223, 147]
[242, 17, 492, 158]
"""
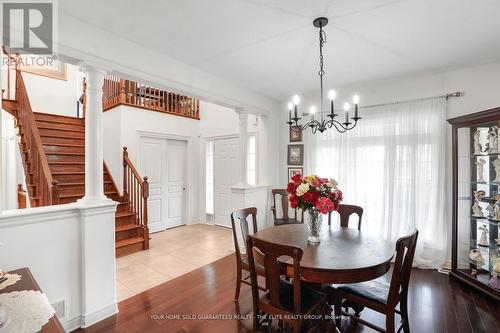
[278, 61, 500, 264]
[0, 200, 118, 332]
[103, 101, 272, 227]
[21, 64, 82, 117]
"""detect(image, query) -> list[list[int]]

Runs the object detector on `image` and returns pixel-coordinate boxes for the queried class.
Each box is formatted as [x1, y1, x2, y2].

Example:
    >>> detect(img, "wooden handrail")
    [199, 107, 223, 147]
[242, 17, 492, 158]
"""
[17, 184, 27, 209]
[102, 76, 200, 120]
[16, 70, 59, 206]
[123, 147, 149, 249]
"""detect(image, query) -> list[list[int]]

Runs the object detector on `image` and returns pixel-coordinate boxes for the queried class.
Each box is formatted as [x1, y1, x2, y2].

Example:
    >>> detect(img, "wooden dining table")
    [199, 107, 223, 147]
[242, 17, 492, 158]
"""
[253, 223, 395, 284]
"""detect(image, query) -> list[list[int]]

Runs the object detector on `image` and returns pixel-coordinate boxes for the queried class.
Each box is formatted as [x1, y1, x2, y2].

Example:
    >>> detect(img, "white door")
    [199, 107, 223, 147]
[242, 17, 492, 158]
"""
[140, 137, 167, 233]
[213, 137, 240, 228]
[139, 137, 187, 232]
[165, 140, 187, 229]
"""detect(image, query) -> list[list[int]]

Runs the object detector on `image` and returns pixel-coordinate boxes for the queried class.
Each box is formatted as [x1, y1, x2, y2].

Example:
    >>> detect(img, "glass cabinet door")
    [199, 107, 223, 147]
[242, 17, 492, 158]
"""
[457, 122, 500, 289]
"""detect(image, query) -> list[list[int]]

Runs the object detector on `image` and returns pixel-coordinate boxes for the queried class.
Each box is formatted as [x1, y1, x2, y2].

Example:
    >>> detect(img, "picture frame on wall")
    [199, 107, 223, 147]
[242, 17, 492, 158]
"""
[19, 61, 67, 81]
[288, 167, 303, 179]
[289, 126, 302, 142]
[287, 144, 304, 165]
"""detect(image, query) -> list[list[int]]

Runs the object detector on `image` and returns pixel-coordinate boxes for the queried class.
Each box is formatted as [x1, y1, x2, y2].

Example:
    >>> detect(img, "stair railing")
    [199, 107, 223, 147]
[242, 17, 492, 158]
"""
[122, 147, 149, 249]
[102, 76, 200, 120]
[16, 70, 59, 206]
[17, 184, 27, 209]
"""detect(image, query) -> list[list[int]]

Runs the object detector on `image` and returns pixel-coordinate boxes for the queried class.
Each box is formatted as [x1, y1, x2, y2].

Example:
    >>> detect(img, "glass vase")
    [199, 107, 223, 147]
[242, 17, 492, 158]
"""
[307, 210, 322, 243]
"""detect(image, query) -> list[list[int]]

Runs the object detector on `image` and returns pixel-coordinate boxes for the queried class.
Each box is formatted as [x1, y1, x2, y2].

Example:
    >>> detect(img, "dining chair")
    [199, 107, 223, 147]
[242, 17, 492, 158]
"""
[271, 188, 304, 226]
[230, 207, 266, 300]
[328, 204, 364, 229]
[333, 230, 419, 333]
[246, 234, 332, 333]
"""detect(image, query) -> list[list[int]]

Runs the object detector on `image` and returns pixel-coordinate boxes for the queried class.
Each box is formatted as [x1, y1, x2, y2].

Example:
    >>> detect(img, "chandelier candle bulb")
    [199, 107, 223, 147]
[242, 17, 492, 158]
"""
[310, 106, 316, 121]
[353, 94, 360, 119]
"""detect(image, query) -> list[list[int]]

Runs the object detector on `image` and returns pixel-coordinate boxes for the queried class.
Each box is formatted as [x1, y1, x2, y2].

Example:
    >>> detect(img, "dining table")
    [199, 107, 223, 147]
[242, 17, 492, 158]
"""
[252, 223, 395, 284]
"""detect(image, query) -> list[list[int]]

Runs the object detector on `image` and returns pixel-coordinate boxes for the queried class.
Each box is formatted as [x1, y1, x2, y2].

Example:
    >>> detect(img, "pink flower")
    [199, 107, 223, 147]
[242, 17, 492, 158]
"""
[315, 197, 335, 214]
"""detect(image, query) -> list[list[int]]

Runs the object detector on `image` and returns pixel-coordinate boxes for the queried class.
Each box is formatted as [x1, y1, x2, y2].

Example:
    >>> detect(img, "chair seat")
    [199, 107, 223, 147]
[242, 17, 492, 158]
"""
[275, 218, 302, 226]
[337, 280, 390, 305]
[241, 256, 266, 275]
[262, 280, 326, 313]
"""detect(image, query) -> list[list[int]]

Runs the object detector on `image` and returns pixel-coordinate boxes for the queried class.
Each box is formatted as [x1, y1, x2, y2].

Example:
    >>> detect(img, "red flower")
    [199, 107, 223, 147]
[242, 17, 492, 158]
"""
[289, 194, 299, 209]
[286, 182, 297, 194]
[302, 191, 316, 204]
[315, 197, 335, 214]
[291, 173, 302, 184]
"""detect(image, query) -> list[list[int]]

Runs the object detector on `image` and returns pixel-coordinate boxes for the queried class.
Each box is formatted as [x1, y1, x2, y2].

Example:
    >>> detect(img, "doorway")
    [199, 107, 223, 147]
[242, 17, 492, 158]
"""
[213, 137, 240, 228]
[139, 136, 187, 232]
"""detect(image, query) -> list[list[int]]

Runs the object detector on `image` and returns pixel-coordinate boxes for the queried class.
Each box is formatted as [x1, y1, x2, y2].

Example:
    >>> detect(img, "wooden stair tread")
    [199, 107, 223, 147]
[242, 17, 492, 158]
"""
[52, 171, 108, 175]
[48, 161, 85, 164]
[45, 151, 85, 155]
[43, 143, 85, 148]
[59, 190, 117, 198]
[36, 125, 85, 133]
[57, 181, 112, 186]
[35, 119, 84, 126]
[116, 211, 135, 218]
[115, 224, 140, 232]
[116, 237, 145, 248]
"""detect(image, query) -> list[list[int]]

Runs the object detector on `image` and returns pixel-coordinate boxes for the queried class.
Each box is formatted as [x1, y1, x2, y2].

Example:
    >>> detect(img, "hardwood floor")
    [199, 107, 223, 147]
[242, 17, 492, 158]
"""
[78, 255, 500, 333]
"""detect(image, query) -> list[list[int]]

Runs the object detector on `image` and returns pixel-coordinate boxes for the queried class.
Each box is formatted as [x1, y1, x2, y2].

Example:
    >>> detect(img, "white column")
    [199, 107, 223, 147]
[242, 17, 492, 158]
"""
[0, 49, 4, 212]
[81, 65, 107, 202]
[235, 108, 249, 186]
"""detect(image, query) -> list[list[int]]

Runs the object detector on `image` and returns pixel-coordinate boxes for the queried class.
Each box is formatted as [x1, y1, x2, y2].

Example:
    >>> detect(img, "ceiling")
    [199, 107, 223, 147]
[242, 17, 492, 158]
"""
[61, 0, 500, 102]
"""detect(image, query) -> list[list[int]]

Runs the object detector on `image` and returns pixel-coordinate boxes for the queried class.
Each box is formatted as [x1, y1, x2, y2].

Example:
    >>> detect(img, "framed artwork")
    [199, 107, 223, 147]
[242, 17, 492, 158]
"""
[19, 61, 67, 81]
[289, 126, 302, 142]
[288, 167, 303, 179]
[287, 144, 304, 165]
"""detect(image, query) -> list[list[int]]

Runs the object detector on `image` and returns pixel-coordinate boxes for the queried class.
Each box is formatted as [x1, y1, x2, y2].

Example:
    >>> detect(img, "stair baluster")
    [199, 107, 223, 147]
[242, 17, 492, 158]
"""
[122, 147, 149, 250]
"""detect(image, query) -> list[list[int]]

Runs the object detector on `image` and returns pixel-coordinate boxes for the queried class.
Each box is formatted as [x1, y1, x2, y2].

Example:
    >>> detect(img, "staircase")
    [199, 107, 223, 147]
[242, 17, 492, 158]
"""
[7, 68, 149, 257]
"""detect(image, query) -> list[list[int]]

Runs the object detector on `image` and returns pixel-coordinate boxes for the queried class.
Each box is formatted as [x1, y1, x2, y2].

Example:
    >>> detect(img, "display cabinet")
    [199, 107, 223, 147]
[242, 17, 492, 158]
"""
[449, 107, 500, 301]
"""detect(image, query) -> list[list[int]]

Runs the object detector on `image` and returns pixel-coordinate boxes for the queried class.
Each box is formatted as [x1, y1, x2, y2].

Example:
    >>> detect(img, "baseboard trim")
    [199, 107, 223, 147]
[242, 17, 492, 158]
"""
[61, 315, 82, 332]
[81, 302, 118, 328]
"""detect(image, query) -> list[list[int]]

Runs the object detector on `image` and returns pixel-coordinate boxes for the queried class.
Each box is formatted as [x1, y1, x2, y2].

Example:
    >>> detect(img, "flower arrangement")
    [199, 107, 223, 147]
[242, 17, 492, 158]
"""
[287, 173, 343, 214]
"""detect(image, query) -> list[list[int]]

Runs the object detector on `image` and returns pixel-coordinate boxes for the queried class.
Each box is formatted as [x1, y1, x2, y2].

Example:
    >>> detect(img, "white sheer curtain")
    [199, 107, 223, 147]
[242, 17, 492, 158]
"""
[304, 97, 447, 268]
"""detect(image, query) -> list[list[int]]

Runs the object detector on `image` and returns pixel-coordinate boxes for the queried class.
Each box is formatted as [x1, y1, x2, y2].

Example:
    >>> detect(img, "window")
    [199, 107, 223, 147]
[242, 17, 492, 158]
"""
[205, 140, 214, 214]
[309, 98, 447, 268]
[247, 134, 256, 185]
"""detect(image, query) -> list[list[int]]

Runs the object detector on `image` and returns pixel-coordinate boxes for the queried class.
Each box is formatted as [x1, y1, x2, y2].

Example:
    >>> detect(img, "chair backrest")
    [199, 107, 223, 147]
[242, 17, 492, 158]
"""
[230, 208, 258, 262]
[388, 230, 419, 306]
[247, 235, 304, 314]
[328, 204, 364, 229]
[271, 188, 303, 224]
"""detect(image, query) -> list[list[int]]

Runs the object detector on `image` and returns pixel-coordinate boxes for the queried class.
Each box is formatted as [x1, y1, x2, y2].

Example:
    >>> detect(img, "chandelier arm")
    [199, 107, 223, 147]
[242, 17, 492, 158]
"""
[292, 119, 321, 131]
[326, 119, 349, 133]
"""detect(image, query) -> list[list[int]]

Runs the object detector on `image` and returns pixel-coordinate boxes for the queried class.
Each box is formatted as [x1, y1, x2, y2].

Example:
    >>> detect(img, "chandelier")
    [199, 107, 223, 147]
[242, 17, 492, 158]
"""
[286, 17, 361, 134]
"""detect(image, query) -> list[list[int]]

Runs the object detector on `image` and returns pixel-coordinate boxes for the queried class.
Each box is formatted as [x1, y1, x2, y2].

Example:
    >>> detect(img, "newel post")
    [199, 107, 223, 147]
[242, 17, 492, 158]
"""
[142, 176, 149, 250]
[17, 184, 26, 209]
[51, 180, 59, 205]
[123, 147, 128, 198]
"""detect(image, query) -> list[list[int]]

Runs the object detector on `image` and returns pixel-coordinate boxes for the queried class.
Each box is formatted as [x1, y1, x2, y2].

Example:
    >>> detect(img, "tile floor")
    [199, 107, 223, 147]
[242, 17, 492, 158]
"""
[116, 223, 234, 301]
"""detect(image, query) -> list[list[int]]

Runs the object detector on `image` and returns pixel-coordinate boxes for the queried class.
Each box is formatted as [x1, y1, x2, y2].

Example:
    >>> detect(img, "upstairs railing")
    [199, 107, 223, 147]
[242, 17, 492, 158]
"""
[123, 147, 149, 249]
[16, 70, 59, 206]
[102, 76, 200, 119]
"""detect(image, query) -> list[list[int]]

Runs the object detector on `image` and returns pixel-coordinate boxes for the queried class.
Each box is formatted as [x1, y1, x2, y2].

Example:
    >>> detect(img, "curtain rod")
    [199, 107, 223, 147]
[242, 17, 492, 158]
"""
[359, 91, 463, 110]
[299, 92, 463, 116]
